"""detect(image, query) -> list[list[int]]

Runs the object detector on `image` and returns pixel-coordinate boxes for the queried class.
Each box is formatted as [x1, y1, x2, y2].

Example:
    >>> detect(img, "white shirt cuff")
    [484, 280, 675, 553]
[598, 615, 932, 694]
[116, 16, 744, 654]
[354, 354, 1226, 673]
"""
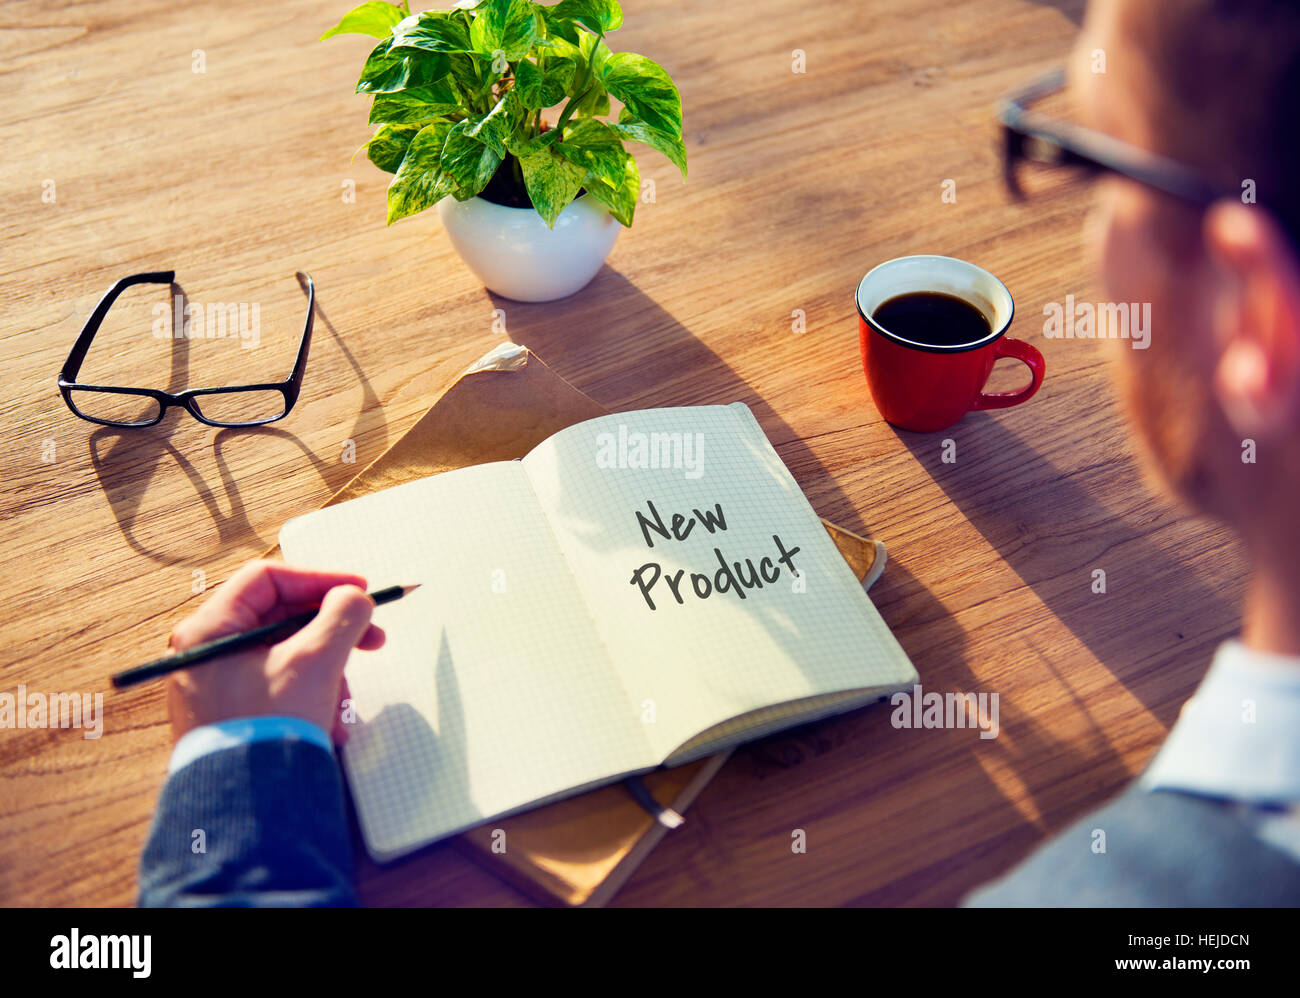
[167, 716, 333, 775]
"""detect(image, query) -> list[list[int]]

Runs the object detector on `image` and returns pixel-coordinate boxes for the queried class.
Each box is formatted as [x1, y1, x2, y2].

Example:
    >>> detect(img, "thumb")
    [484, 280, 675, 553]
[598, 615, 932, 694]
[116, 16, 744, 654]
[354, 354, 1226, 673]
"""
[277, 585, 375, 679]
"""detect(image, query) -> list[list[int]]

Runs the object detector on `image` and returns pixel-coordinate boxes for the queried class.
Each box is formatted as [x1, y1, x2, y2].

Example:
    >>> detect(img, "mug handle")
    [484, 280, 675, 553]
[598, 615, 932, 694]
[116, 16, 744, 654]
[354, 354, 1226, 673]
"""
[971, 338, 1045, 411]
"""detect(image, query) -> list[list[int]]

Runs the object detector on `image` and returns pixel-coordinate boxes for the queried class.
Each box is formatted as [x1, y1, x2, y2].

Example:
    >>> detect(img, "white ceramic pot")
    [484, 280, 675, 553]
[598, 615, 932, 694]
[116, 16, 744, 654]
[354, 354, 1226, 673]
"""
[436, 192, 620, 302]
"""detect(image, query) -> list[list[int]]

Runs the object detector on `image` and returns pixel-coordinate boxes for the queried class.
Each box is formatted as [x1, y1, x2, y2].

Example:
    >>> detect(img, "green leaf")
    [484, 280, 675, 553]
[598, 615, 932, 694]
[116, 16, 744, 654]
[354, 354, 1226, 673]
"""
[464, 89, 524, 156]
[387, 120, 456, 223]
[514, 56, 575, 109]
[549, 54, 579, 93]
[369, 80, 462, 123]
[578, 30, 611, 79]
[513, 58, 545, 107]
[551, 0, 623, 34]
[519, 145, 586, 227]
[601, 51, 682, 137]
[322, 1, 406, 40]
[390, 11, 474, 53]
[543, 34, 594, 74]
[364, 123, 421, 172]
[356, 39, 450, 94]
[582, 149, 638, 226]
[440, 119, 504, 196]
[571, 32, 612, 115]
[356, 38, 398, 92]
[446, 52, 485, 94]
[506, 125, 558, 158]
[575, 86, 610, 117]
[609, 108, 686, 179]
[537, 5, 580, 45]
[556, 118, 626, 190]
[546, 33, 611, 118]
[468, 0, 539, 62]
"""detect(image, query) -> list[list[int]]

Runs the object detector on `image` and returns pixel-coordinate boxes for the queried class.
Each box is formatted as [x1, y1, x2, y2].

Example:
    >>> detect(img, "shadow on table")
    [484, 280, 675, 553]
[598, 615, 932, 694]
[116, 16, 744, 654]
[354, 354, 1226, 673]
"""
[88, 282, 386, 562]
[473, 267, 1131, 906]
[839, 405, 1231, 901]
[895, 412, 1235, 728]
[490, 268, 877, 540]
[617, 552, 1134, 907]
[1029, 0, 1085, 26]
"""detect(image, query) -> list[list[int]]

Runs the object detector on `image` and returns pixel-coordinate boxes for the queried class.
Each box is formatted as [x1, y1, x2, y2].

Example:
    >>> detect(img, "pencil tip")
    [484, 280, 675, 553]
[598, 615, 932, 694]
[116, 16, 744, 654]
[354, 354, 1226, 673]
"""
[400, 584, 422, 596]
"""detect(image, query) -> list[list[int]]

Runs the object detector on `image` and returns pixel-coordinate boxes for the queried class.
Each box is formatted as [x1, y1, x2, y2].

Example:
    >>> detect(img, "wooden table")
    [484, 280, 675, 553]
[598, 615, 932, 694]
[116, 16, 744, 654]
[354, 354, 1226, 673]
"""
[0, 0, 1244, 907]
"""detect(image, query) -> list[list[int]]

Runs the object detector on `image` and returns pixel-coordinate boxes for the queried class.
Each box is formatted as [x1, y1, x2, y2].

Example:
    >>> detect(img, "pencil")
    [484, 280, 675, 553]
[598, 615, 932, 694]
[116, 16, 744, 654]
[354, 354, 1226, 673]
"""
[110, 584, 420, 689]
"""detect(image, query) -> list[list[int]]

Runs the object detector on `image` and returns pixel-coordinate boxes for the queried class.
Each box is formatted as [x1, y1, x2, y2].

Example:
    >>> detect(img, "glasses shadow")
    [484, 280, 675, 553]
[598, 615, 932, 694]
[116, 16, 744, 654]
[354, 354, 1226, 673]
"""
[88, 279, 388, 562]
[304, 278, 389, 465]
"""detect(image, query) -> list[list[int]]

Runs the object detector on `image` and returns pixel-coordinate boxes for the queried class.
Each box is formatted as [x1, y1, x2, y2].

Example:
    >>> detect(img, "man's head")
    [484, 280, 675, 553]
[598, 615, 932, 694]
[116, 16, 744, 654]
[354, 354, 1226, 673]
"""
[1070, 0, 1300, 548]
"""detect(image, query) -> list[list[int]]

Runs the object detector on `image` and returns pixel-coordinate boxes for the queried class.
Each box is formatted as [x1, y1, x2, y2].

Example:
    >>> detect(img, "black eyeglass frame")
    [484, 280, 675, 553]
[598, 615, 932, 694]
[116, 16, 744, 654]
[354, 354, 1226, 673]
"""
[57, 270, 315, 428]
[997, 66, 1239, 208]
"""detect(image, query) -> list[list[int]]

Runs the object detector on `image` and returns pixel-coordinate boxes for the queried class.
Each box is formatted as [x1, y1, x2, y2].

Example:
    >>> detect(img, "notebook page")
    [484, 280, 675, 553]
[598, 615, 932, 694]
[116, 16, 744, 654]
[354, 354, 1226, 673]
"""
[665, 690, 883, 766]
[522, 403, 918, 762]
[278, 460, 652, 860]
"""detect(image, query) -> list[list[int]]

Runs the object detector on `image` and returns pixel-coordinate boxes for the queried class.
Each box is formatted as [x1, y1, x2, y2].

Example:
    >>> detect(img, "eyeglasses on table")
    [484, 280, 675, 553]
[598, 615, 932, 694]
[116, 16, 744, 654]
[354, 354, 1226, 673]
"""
[57, 270, 314, 428]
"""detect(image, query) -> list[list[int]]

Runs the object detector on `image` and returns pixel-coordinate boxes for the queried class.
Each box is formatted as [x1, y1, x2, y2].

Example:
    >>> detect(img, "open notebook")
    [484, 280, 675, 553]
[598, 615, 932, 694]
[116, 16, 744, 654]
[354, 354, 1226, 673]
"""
[279, 402, 918, 862]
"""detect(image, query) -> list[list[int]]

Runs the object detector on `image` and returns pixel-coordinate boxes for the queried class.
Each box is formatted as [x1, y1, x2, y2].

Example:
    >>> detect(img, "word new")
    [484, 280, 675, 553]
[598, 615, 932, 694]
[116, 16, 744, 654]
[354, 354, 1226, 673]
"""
[627, 500, 803, 610]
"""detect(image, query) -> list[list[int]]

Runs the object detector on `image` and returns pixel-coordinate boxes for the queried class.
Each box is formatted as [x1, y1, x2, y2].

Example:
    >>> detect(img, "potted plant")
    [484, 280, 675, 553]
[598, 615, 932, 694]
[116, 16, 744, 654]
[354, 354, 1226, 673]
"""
[323, 0, 688, 302]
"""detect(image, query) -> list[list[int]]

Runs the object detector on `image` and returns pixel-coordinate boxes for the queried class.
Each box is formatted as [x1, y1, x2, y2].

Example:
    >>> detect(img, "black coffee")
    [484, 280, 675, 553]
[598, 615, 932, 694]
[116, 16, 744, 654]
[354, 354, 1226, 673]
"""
[872, 291, 991, 347]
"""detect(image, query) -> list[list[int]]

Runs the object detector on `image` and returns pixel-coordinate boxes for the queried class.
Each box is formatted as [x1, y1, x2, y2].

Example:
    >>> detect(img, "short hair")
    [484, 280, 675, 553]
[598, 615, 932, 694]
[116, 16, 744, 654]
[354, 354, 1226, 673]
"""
[1123, 0, 1300, 251]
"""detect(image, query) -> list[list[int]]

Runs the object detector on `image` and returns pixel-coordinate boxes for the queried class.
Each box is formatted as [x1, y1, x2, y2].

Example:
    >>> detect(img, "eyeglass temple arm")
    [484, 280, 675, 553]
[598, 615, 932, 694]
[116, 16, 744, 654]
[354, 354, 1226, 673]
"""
[995, 66, 1067, 201]
[284, 272, 315, 400]
[996, 64, 1225, 207]
[59, 271, 175, 384]
[999, 65, 1067, 117]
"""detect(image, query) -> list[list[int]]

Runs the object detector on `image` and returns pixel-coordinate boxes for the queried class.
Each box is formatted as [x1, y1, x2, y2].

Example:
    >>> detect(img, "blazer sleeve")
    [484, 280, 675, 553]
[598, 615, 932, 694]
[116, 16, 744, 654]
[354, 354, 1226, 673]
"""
[138, 737, 358, 907]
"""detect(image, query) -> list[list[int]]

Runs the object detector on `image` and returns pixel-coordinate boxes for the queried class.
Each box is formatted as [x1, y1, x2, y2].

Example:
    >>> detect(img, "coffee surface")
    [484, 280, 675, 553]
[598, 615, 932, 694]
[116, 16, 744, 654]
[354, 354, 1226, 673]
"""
[873, 291, 992, 347]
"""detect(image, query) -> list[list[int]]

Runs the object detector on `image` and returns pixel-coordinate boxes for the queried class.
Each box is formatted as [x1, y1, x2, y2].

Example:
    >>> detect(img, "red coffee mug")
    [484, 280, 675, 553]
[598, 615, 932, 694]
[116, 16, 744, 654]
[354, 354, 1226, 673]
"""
[855, 255, 1045, 432]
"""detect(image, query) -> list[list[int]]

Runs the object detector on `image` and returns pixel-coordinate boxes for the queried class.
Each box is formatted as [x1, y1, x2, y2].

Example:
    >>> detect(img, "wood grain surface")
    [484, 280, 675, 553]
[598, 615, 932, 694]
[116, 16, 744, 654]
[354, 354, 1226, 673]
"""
[0, 0, 1245, 906]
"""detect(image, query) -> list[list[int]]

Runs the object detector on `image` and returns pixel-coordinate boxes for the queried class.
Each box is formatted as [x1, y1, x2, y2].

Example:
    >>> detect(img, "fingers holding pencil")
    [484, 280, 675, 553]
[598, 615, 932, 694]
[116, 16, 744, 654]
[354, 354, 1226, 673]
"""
[162, 561, 389, 745]
[166, 560, 385, 653]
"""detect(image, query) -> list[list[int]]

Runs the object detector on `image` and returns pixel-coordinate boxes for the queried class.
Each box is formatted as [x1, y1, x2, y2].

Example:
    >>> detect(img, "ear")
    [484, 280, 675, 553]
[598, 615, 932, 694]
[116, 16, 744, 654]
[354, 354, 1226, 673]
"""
[1203, 200, 1300, 441]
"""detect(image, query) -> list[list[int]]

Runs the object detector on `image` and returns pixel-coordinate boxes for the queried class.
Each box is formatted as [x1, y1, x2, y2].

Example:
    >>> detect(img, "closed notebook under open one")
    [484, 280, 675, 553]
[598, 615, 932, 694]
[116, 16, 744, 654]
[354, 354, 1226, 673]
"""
[279, 402, 918, 862]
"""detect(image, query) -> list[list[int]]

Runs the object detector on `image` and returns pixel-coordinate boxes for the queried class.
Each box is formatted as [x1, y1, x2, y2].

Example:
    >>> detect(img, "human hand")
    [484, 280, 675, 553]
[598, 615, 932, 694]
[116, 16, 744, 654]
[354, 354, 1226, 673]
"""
[164, 560, 386, 746]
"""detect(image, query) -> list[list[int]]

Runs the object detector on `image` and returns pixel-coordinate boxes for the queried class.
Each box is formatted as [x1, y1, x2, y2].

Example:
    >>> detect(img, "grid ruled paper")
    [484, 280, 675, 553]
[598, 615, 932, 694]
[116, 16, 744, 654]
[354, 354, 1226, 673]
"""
[278, 460, 651, 861]
[522, 403, 918, 761]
